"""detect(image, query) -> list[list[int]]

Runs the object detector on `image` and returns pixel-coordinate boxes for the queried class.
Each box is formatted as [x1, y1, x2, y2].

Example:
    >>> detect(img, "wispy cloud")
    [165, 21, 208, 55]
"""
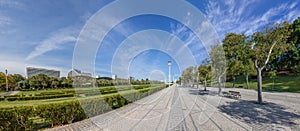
[0, 0, 25, 34]
[0, 0, 25, 9]
[169, 12, 198, 47]
[168, 12, 210, 65]
[204, 0, 300, 38]
[0, 13, 11, 27]
[26, 26, 79, 61]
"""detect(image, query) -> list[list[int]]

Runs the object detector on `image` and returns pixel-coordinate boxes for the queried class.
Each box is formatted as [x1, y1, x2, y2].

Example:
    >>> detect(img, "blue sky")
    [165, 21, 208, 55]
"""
[0, 0, 299, 81]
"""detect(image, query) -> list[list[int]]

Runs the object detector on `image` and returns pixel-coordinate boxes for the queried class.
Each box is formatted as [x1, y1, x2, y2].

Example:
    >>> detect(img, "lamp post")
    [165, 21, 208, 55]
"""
[5, 69, 8, 92]
[168, 61, 172, 87]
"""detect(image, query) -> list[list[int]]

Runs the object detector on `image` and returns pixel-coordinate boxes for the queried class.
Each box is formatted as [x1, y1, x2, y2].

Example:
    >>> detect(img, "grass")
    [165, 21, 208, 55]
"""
[225, 75, 300, 93]
[0, 91, 5, 95]
[0, 84, 166, 108]
[16, 85, 149, 96]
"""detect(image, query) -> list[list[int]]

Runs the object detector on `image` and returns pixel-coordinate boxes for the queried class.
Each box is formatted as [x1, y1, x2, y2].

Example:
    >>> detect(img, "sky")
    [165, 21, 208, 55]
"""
[0, 0, 299, 81]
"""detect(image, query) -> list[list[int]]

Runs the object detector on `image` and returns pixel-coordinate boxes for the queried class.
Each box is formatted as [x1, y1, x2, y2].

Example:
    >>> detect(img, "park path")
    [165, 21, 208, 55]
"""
[0, 91, 20, 96]
[47, 86, 300, 131]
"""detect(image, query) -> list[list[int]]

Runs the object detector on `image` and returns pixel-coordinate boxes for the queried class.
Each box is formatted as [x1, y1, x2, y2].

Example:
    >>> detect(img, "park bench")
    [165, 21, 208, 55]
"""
[229, 91, 241, 99]
[223, 91, 241, 99]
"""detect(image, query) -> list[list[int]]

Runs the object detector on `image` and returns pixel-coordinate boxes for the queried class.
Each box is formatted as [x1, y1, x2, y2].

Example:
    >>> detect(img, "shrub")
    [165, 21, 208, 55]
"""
[0, 106, 35, 131]
[0, 84, 167, 130]
[0, 108, 17, 130]
[36, 102, 86, 127]
[5, 93, 75, 101]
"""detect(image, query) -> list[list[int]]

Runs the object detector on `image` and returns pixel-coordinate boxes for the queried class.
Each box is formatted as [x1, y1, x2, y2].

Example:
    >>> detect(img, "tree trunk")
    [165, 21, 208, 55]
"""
[257, 68, 263, 104]
[272, 79, 275, 90]
[218, 76, 222, 95]
[204, 74, 207, 91]
[245, 73, 249, 89]
[232, 76, 235, 88]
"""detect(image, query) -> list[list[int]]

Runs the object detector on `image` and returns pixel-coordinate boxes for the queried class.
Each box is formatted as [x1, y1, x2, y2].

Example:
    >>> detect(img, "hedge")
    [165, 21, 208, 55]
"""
[36, 102, 86, 127]
[5, 93, 75, 101]
[0, 106, 35, 131]
[0, 85, 167, 130]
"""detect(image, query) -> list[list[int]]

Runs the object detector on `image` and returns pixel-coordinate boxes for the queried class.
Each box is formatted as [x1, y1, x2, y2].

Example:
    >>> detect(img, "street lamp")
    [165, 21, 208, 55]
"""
[168, 61, 172, 87]
[5, 69, 8, 92]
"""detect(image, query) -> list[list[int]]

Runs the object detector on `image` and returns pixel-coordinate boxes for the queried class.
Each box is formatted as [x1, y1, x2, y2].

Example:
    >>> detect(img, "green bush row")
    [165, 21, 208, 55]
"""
[0, 85, 167, 130]
[6, 93, 75, 101]
[0, 106, 35, 131]
[99, 88, 118, 94]
[133, 85, 151, 90]
[36, 102, 86, 127]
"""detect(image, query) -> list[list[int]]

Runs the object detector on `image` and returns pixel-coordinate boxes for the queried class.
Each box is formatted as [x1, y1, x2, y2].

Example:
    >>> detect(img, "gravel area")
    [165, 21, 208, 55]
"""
[47, 85, 300, 131]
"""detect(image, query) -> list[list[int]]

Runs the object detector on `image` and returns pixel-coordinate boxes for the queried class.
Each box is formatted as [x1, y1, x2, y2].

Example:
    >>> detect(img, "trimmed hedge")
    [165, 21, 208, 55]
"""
[6, 93, 75, 101]
[36, 102, 86, 127]
[99, 87, 118, 94]
[0, 106, 35, 131]
[133, 85, 151, 90]
[0, 85, 167, 130]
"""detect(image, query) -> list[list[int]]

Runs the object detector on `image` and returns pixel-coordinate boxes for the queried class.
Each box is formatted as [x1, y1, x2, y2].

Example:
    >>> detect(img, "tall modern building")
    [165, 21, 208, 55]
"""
[26, 67, 60, 78]
[68, 69, 92, 77]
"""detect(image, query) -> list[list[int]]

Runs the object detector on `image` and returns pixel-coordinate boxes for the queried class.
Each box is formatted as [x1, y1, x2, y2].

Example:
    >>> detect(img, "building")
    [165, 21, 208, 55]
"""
[112, 74, 117, 80]
[68, 69, 92, 77]
[26, 67, 60, 78]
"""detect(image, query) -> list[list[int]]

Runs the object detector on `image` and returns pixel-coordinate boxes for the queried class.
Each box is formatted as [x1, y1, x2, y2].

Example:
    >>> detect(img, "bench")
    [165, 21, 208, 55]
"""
[223, 91, 241, 99]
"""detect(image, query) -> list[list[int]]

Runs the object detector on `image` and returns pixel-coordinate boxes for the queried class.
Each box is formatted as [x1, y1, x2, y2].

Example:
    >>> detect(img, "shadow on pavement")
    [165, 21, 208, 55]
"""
[188, 89, 220, 96]
[218, 100, 300, 129]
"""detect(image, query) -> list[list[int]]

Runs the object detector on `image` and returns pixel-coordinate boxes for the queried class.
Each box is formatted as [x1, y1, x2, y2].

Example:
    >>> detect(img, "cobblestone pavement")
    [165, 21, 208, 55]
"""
[48, 86, 300, 131]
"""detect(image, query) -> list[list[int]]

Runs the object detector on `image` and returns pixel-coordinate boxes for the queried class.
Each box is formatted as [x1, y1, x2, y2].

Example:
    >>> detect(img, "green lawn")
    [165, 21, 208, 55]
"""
[225, 75, 300, 93]
[0, 91, 5, 95]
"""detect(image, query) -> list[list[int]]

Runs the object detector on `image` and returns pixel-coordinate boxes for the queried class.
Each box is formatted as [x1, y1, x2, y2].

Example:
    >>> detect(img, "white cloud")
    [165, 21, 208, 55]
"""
[0, 0, 26, 35]
[0, 59, 26, 75]
[25, 26, 79, 61]
[169, 12, 201, 48]
[0, 0, 25, 9]
[204, 0, 300, 38]
[0, 14, 11, 27]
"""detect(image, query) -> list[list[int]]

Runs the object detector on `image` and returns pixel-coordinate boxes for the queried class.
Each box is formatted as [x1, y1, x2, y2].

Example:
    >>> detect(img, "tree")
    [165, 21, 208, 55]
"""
[288, 17, 300, 74]
[223, 33, 245, 87]
[227, 60, 243, 87]
[198, 64, 211, 91]
[0, 72, 6, 89]
[29, 74, 50, 89]
[223, 33, 255, 88]
[269, 70, 277, 90]
[29, 76, 39, 89]
[11, 74, 24, 83]
[181, 66, 196, 86]
[251, 22, 291, 104]
[267, 17, 300, 73]
[51, 79, 59, 88]
[210, 45, 226, 94]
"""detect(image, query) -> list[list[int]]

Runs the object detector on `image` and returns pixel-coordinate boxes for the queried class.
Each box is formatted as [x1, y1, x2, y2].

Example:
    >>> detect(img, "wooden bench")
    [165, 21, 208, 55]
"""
[228, 91, 241, 99]
[223, 91, 241, 99]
